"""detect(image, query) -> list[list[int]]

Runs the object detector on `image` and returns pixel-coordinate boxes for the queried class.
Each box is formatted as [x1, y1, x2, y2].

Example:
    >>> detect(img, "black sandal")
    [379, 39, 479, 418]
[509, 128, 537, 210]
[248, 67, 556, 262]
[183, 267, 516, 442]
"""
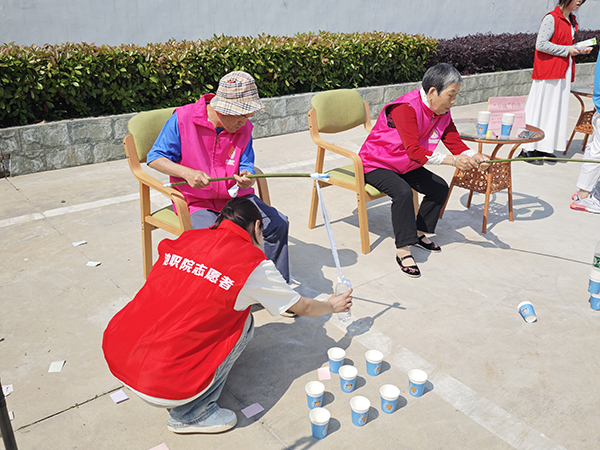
[396, 255, 421, 278]
[413, 235, 442, 253]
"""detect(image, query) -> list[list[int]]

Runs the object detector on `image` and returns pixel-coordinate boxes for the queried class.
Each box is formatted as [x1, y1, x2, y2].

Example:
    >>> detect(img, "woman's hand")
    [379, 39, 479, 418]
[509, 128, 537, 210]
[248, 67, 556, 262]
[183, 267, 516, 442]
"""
[568, 46, 582, 57]
[234, 170, 255, 190]
[454, 154, 478, 171]
[473, 153, 491, 171]
[329, 289, 353, 314]
[185, 169, 210, 189]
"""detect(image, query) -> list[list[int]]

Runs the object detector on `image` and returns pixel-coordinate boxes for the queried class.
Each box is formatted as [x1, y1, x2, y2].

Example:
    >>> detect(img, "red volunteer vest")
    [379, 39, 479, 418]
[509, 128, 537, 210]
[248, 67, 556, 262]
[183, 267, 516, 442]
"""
[102, 220, 266, 400]
[532, 6, 578, 82]
[172, 94, 255, 214]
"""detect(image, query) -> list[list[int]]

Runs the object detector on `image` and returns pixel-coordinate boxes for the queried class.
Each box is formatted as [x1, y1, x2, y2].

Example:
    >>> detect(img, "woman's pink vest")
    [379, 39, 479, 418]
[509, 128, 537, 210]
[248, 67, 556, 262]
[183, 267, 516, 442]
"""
[172, 94, 255, 214]
[102, 220, 266, 400]
[359, 89, 452, 174]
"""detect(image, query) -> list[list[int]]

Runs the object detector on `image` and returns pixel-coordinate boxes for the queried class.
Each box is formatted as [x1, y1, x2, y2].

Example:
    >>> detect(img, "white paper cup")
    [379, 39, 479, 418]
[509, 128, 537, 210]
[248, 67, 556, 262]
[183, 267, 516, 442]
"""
[327, 347, 346, 374]
[477, 111, 491, 124]
[408, 369, 428, 397]
[305, 381, 325, 409]
[365, 350, 383, 376]
[309, 407, 330, 439]
[380, 384, 400, 414]
[518, 301, 537, 323]
[339, 365, 358, 393]
[501, 113, 515, 125]
[350, 395, 370, 426]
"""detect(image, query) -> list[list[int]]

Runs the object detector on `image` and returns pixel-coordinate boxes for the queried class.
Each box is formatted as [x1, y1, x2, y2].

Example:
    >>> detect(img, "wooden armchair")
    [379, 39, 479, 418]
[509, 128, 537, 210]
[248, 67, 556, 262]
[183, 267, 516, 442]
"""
[307, 89, 418, 254]
[124, 107, 270, 278]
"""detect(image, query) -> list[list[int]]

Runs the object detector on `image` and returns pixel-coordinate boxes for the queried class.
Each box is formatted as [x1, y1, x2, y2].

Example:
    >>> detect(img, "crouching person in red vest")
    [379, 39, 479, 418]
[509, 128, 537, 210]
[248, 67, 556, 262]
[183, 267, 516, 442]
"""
[102, 197, 352, 434]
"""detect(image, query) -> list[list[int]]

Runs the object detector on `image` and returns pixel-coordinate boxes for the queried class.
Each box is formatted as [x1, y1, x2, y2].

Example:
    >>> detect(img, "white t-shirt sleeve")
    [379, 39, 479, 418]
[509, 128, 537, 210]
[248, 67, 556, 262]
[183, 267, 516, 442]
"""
[234, 260, 301, 315]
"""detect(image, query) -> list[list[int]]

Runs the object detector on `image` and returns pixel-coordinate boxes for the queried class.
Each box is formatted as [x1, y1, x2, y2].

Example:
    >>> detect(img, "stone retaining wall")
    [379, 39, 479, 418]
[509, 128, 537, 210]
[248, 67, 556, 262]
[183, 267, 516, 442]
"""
[1, 63, 595, 177]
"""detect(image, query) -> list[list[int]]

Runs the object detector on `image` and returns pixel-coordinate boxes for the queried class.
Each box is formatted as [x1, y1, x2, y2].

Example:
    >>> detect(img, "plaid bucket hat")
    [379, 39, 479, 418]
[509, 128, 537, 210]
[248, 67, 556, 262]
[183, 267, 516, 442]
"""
[210, 71, 265, 116]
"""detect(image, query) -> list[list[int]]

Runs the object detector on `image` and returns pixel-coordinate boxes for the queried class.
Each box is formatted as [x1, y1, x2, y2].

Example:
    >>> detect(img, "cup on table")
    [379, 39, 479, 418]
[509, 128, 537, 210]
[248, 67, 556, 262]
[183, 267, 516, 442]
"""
[365, 350, 383, 376]
[518, 301, 537, 323]
[350, 396, 370, 427]
[309, 407, 330, 439]
[380, 384, 400, 414]
[339, 365, 358, 393]
[477, 111, 491, 136]
[327, 347, 345, 374]
[408, 369, 428, 397]
[500, 113, 515, 138]
[590, 294, 600, 311]
[305, 381, 325, 409]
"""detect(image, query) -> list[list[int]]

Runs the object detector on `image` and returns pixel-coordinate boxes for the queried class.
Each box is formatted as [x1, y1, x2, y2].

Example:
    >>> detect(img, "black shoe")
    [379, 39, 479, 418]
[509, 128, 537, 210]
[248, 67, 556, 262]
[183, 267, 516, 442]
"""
[536, 151, 557, 159]
[413, 235, 442, 253]
[396, 255, 421, 278]
[517, 149, 543, 165]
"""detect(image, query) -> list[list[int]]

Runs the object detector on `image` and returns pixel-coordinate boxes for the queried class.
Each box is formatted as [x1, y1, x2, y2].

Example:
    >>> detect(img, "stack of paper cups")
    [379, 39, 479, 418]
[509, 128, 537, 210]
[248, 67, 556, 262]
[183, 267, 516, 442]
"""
[477, 111, 491, 136]
[501, 113, 515, 137]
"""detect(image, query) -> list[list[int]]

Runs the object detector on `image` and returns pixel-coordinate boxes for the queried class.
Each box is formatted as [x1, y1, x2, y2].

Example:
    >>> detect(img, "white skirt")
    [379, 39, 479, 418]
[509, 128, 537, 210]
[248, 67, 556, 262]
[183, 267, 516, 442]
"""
[522, 63, 572, 154]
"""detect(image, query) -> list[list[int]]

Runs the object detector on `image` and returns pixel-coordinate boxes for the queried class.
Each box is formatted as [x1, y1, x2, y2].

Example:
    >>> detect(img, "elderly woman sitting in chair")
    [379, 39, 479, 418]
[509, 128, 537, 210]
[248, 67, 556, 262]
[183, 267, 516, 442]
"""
[359, 63, 489, 278]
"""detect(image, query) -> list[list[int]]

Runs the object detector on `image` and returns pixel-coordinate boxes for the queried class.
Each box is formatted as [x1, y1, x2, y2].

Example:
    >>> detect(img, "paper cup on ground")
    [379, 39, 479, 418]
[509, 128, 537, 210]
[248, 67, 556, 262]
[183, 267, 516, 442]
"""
[305, 381, 325, 409]
[380, 384, 400, 414]
[327, 347, 345, 374]
[588, 278, 600, 295]
[501, 113, 515, 137]
[477, 111, 491, 136]
[590, 294, 600, 311]
[309, 407, 330, 439]
[408, 369, 428, 397]
[350, 396, 370, 426]
[518, 301, 537, 323]
[339, 365, 358, 393]
[365, 350, 383, 376]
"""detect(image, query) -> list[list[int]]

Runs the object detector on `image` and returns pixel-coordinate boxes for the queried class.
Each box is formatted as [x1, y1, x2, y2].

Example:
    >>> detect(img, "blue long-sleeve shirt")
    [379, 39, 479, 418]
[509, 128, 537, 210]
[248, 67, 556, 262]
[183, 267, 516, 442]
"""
[146, 113, 256, 174]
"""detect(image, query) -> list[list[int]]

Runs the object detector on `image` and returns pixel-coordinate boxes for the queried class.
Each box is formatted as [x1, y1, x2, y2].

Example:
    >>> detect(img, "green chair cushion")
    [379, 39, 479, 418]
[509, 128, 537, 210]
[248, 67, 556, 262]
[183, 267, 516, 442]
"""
[128, 107, 177, 162]
[151, 205, 180, 228]
[327, 164, 383, 197]
[310, 89, 366, 133]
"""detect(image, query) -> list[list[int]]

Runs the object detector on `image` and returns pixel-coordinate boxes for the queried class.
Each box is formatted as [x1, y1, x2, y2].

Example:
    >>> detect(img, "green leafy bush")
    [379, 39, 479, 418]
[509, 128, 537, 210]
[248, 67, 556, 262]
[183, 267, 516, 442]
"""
[0, 32, 436, 128]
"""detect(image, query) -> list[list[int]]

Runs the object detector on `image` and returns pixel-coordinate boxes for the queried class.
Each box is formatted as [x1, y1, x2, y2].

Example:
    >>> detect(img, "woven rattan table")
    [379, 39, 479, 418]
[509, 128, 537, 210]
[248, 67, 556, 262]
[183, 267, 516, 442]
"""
[439, 119, 544, 233]
[565, 86, 595, 154]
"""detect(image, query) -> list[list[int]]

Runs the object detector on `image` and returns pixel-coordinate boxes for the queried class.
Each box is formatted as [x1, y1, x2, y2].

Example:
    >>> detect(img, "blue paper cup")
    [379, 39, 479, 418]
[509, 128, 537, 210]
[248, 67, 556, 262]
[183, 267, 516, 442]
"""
[518, 301, 537, 323]
[590, 294, 600, 311]
[305, 381, 325, 409]
[500, 123, 513, 137]
[477, 123, 489, 136]
[365, 350, 383, 376]
[380, 384, 400, 414]
[350, 396, 370, 427]
[327, 347, 345, 374]
[408, 369, 428, 397]
[500, 113, 515, 138]
[477, 111, 491, 136]
[309, 407, 330, 439]
[588, 278, 600, 295]
[339, 365, 358, 393]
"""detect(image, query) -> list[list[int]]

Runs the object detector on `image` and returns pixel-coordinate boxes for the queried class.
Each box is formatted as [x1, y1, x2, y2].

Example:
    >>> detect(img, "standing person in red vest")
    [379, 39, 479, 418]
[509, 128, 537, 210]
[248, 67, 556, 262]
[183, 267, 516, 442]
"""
[519, 0, 592, 163]
[102, 198, 352, 434]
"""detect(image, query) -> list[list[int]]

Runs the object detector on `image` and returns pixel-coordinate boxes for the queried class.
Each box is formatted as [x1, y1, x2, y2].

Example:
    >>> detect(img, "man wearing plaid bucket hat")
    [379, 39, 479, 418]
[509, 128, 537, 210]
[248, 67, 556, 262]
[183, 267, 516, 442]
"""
[148, 71, 290, 283]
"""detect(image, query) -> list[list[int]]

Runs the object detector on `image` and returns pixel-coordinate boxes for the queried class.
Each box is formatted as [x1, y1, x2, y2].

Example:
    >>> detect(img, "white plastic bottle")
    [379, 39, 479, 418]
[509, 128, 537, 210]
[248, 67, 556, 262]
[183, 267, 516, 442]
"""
[591, 240, 600, 281]
[335, 277, 352, 322]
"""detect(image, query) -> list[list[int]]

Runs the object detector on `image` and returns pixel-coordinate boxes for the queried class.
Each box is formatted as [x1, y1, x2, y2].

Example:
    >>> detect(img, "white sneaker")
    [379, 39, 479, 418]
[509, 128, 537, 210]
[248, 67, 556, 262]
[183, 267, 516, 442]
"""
[167, 407, 237, 434]
[570, 195, 600, 214]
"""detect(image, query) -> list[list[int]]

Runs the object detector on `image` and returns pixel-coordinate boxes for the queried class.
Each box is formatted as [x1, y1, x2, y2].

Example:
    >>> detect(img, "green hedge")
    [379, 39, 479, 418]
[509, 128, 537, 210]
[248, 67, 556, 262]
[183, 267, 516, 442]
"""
[0, 32, 436, 128]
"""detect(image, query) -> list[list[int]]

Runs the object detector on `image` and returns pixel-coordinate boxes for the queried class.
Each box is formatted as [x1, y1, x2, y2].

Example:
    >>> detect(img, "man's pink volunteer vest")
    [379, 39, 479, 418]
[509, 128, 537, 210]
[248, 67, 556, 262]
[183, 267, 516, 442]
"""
[173, 94, 255, 214]
[102, 220, 266, 400]
[359, 89, 452, 174]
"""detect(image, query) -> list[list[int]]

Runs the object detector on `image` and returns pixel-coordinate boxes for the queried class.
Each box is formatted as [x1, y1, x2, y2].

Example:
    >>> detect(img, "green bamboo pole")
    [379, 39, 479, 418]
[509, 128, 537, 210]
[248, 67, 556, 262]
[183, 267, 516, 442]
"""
[481, 157, 600, 164]
[163, 172, 315, 188]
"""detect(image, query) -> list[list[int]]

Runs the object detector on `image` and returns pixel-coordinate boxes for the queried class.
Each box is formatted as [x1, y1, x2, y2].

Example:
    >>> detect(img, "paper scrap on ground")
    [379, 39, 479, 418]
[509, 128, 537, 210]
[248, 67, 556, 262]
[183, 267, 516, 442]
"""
[2, 384, 14, 396]
[317, 367, 331, 380]
[48, 360, 66, 373]
[148, 444, 169, 450]
[241, 403, 264, 418]
[72, 240, 87, 247]
[8, 411, 14, 420]
[110, 389, 129, 404]
[86, 261, 101, 267]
